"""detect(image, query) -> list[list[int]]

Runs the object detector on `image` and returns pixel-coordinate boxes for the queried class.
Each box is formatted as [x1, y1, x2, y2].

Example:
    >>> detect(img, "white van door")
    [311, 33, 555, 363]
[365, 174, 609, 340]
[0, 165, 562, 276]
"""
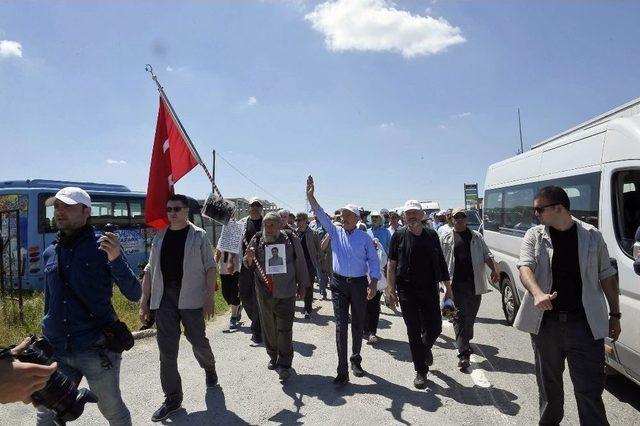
[600, 163, 640, 383]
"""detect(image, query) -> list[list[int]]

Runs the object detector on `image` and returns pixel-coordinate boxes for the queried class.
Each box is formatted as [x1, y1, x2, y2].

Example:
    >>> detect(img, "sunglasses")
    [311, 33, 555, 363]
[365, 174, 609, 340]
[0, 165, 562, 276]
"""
[166, 206, 184, 212]
[453, 215, 466, 220]
[534, 203, 560, 214]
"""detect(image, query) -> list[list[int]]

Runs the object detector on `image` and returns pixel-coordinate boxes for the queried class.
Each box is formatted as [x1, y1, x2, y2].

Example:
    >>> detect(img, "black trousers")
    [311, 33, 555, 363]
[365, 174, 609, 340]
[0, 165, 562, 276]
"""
[531, 313, 608, 426]
[303, 268, 317, 313]
[363, 290, 383, 336]
[451, 281, 481, 356]
[220, 272, 241, 306]
[398, 285, 442, 375]
[239, 266, 261, 337]
[155, 286, 216, 401]
[331, 274, 368, 375]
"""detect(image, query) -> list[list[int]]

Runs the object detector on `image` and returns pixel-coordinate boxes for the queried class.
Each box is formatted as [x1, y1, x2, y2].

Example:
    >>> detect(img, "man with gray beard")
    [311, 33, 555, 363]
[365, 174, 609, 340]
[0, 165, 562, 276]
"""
[244, 212, 310, 381]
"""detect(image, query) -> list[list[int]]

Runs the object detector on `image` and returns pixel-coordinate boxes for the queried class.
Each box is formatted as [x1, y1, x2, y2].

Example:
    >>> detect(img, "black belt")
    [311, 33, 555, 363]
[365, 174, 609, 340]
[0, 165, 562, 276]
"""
[545, 310, 586, 322]
[333, 273, 367, 283]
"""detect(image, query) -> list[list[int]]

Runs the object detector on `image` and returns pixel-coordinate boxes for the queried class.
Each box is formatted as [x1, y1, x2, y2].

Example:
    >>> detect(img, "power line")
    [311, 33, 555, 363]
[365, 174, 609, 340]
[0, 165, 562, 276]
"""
[215, 152, 295, 210]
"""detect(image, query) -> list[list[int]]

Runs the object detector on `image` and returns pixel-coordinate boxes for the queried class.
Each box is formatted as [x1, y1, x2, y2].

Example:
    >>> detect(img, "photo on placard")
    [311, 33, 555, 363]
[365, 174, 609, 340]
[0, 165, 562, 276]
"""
[265, 243, 286, 274]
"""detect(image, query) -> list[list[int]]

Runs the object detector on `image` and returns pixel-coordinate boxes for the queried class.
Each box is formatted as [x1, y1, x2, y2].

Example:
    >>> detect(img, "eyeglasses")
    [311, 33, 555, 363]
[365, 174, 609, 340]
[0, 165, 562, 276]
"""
[453, 215, 466, 220]
[166, 206, 184, 212]
[534, 203, 560, 214]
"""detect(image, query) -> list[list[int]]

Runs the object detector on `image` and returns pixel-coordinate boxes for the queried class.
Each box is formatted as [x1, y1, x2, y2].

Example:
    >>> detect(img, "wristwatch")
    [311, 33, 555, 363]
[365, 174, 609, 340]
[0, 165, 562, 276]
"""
[609, 312, 622, 319]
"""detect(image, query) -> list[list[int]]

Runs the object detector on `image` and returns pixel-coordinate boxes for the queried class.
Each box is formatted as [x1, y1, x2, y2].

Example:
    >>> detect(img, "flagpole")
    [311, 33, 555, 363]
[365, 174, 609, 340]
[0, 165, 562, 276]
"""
[145, 64, 220, 196]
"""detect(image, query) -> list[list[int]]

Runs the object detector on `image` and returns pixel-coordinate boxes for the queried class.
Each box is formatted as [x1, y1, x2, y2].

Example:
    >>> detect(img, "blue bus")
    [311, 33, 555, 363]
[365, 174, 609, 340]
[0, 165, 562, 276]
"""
[0, 179, 208, 291]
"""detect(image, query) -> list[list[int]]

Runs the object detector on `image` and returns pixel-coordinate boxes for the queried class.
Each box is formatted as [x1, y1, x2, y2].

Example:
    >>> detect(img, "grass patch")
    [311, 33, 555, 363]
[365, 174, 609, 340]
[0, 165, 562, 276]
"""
[1, 286, 230, 348]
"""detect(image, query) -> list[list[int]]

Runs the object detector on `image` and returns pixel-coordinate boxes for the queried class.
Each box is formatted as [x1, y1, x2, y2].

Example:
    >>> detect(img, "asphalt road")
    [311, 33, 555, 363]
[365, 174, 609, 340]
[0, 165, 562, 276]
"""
[2, 287, 639, 425]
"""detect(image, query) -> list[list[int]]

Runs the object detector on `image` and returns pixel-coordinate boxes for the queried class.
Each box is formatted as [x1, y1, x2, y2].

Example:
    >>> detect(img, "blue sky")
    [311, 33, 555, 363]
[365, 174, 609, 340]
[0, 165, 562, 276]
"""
[1, 1, 639, 213]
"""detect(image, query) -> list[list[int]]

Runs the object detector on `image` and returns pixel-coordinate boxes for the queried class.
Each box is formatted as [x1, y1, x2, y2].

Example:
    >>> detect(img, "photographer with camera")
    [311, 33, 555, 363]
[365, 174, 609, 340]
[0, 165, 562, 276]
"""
[0, 338, 57, 404]
[37, 187, 141, 425]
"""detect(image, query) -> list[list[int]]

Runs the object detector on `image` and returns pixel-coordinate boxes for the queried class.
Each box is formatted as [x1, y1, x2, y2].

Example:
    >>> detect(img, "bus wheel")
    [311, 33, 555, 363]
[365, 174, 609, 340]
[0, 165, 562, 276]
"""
[501, 277, 518, 325]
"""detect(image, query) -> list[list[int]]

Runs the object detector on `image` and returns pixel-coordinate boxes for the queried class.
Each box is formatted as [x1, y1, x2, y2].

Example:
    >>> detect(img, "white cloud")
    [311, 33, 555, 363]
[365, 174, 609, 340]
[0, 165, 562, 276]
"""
[0, 40, 23, 58]
[379, 122, 395, 130]
[106, 159, 127, 165]
[166, 65, 186, 73]
[247, 96, 258, 106]
[438, 124, 446, 129]
[304, 0, 465, 58]
[453, 112, 472, 118]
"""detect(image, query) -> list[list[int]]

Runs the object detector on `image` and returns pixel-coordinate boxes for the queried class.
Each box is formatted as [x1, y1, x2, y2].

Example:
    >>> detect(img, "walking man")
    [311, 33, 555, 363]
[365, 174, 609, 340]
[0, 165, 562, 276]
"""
[38, 187, 141, 425]
[440, 209, 499, 369]
[295, 212, 321, 319]
[387, 200, 452, 389]
[140, 194, 218, 422]
[239, 197, 264, 343]
[244, 212, 310, 381]
[515, 186, 620, 426]
[215, 247, 242, 330]
[306, 176, 380, 384]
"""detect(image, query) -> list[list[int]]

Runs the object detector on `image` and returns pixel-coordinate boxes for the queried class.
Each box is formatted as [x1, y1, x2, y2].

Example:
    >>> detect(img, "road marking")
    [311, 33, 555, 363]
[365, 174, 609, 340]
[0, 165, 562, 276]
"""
[441, 320, 492, 388]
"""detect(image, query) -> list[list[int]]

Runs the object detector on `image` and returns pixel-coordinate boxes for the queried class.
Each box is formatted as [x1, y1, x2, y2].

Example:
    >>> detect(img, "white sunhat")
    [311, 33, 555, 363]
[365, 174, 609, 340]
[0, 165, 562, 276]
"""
[45, 187, 92, 208]
[403, 200, 422, 212]
[340, 204, 360, 217]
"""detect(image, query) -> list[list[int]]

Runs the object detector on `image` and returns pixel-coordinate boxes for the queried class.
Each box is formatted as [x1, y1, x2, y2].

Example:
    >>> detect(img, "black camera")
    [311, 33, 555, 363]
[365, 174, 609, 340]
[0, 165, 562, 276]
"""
[10, 337, 98, 425]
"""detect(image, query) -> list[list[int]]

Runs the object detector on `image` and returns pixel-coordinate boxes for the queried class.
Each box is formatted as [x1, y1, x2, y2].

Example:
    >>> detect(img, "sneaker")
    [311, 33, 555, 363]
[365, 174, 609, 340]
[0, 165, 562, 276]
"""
[205, 369, 218, 387]
[267, 360, 277, 370]
[229, 318, 238, 330]
[413, 372, 427, 390]
[367, 335, 379, 345]
[333, 373, 349, 385]
[151, 399, 182, 422]
[278, 367, 291, 381]
[351, 361, 365, 377]
[425, 348, 433, 366]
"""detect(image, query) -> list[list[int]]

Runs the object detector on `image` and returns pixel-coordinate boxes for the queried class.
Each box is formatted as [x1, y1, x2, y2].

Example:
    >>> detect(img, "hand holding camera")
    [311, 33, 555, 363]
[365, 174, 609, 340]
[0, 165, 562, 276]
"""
[98, 224, 121, 262]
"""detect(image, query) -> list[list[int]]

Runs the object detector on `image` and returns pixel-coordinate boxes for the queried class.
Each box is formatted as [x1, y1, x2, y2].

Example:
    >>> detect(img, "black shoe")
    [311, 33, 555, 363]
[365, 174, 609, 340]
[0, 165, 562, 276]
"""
[333, 373, 349, 384]
[425, 348, 433, 367]
[151, 399, 182, 422]
[251, 333, 263, 344]
[205, 369, 218, 387]
[458, 355, 470, 369]
[413, 372, 427, 390]
[267, 360, 277, 370]
[351, 361, 365, 377]
[278, 367, 291, 381]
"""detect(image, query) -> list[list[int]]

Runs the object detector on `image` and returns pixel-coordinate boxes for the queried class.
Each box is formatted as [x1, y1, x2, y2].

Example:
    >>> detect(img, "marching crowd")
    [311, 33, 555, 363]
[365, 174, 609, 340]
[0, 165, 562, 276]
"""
[0, 176, 622, 426]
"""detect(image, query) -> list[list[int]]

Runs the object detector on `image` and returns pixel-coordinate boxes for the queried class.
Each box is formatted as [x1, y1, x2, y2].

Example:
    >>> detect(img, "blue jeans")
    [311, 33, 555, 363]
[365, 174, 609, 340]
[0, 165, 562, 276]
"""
[316, 267, 328, 295]
[36, 347, 131, 426]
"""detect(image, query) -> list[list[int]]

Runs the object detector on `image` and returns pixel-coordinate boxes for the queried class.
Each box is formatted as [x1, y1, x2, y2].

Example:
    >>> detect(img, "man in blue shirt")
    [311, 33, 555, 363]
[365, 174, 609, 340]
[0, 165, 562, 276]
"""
[368, 212, 392, 255]
[306, 176, 380, 384]
[38, 187, 141, 426]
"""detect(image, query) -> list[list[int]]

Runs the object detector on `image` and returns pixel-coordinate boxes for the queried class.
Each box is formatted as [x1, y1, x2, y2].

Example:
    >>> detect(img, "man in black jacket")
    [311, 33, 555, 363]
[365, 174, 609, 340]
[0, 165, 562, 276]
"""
[387, 200, 452, 390]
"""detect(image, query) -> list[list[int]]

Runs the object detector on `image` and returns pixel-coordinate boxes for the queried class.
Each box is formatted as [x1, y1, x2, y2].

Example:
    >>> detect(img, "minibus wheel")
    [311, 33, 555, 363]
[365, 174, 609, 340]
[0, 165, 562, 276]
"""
[501, 277, 518, 325]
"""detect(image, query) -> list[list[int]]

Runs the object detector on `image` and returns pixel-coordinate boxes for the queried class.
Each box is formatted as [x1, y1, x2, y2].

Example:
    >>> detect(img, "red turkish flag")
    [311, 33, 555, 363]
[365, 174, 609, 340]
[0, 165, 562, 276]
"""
[145, 97, 198, 230]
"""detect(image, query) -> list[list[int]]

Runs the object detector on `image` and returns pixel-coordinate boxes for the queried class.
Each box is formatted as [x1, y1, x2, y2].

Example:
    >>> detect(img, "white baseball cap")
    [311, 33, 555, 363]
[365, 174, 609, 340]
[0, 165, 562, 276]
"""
[249, 197, 263, 206]
[340, 204, 360, 217]
[403, 199, 422, 212]
[45, 187, 92, 208]
[370, 211, 381, 217]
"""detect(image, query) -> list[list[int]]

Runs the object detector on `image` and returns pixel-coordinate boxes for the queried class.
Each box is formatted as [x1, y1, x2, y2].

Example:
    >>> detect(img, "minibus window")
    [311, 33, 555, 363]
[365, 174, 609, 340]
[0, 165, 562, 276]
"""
[553, 173, 600, 227]
[503, 185, 536, 232]
[612, 170, 640, 258]
[483, 190, 503, 232]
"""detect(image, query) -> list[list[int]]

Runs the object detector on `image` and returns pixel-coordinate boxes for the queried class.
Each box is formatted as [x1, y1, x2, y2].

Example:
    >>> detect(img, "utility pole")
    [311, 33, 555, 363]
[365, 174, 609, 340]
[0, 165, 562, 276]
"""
[518, 108, 524, 154]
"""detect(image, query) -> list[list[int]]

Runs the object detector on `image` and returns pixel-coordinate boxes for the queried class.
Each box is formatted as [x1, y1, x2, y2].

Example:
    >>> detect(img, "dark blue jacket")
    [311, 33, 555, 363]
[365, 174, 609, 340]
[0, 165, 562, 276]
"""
[41, 226, 141, 355]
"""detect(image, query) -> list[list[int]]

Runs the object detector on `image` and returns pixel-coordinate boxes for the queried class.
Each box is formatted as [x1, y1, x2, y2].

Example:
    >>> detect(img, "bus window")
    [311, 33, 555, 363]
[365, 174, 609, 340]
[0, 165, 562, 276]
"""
[503, 185, 537, 232]
[613, 170, 640, 258]
[91, 198, 129, 228]
[130, 199, 145, 227]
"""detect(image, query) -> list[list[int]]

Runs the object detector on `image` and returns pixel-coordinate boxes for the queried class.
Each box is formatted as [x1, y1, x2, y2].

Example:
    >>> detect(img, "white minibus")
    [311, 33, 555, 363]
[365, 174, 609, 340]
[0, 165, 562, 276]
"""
[483, 97, 640, 385]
